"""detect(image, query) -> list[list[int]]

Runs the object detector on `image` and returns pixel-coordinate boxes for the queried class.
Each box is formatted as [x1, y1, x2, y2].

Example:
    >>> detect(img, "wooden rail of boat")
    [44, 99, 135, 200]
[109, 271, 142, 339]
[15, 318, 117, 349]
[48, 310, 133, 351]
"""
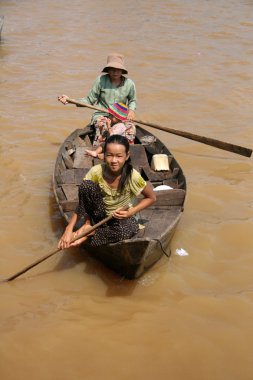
[53, 125, 187, 279]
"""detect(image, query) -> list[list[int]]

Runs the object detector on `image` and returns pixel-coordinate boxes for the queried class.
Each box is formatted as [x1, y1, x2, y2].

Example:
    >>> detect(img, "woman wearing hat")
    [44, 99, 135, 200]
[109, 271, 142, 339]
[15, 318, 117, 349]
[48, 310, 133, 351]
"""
[58, 53, 137, 123]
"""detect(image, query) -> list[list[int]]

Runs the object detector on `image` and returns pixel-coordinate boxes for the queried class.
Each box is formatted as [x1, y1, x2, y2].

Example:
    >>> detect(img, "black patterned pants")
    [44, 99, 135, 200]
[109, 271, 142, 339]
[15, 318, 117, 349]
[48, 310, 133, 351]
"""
[75, 180, 139, 247]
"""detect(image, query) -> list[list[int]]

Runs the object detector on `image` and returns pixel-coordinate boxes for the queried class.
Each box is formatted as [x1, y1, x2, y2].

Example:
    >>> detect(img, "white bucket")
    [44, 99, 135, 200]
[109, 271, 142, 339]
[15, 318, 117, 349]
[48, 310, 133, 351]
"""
[151, 154, 171, 171]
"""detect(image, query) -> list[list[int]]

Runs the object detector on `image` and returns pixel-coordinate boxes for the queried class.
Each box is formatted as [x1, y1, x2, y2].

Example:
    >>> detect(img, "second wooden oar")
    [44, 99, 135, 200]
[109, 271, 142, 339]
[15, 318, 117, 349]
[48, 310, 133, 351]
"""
[66, 98, 252, 158]
[1, 213, 114, 283]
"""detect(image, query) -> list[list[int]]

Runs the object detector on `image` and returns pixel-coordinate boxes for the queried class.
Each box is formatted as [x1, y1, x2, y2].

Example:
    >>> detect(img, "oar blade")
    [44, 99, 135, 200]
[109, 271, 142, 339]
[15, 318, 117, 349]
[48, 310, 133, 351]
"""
[134, 119, 252, 158]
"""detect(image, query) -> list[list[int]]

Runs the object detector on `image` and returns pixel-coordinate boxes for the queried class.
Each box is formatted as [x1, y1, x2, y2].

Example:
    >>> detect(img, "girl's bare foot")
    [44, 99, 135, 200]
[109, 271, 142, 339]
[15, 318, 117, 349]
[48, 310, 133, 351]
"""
[97, 153, 104, 160]
[85, 149, 97, 158]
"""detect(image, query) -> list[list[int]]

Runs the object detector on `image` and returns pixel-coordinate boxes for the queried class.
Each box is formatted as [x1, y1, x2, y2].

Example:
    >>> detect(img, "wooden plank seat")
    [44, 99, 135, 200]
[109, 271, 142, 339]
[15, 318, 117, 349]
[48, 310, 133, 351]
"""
[57, 168, 89, 185]
[60, 200, 78, 212]
[60, 203, 183, 239]
[130, 144, 149, 170]
[61, 151, 74, 169]
[142, 165, 179, 182]
[135, 189, 186, 238]
[61, 184, 79, 201]
[138, 188, 186, 208]
[59, 188, 185, 224]
[73, 147, 93, 169]
[162, 178, 179, 189]
[135, 206, 183, 239]
[151, 189, 186, 207]
[59, 133, 93, 171]
[58, 185, 79, 212]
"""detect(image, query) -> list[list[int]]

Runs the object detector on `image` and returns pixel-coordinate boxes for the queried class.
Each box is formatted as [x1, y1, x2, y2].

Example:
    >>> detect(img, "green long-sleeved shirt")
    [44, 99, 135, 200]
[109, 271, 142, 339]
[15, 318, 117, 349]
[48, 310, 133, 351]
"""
[78, 74, 137, 124]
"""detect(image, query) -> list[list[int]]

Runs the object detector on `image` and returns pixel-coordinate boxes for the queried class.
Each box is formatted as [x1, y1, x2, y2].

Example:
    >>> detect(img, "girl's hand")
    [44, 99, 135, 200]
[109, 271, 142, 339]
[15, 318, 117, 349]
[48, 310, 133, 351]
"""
[69, 225, 94, 247]
[58, 94, 69, 105]
[127, 110, 135, 120]
[58, 223, 94, 249]
[113, 209, 133, 220]
[58, 227, 74, 249]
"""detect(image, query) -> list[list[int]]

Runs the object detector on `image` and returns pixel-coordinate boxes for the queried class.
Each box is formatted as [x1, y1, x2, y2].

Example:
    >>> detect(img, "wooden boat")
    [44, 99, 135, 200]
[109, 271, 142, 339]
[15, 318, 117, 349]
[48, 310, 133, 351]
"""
[53, 125, 187, 279]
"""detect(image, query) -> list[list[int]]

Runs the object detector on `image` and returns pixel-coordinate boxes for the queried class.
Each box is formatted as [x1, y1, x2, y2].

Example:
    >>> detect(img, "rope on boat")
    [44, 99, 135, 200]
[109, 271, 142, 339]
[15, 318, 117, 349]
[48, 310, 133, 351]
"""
[152, 239, 171, 258]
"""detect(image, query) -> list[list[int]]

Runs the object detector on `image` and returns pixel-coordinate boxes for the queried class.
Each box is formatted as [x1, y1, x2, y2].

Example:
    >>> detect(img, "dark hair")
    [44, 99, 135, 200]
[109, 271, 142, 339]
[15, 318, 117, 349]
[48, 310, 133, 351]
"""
[104, 135, 133, 193]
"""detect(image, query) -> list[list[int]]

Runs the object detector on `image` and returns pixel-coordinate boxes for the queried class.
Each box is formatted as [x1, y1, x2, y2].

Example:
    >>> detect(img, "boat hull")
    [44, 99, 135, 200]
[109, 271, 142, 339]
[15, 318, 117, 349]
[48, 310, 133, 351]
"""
[84, 211, 182, 279]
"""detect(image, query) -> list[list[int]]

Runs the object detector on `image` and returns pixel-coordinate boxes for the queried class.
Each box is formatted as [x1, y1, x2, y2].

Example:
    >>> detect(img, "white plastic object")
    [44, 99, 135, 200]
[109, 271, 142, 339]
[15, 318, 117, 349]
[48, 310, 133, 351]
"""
[151, 154, 171, 171]
[175, 248, 189, 257]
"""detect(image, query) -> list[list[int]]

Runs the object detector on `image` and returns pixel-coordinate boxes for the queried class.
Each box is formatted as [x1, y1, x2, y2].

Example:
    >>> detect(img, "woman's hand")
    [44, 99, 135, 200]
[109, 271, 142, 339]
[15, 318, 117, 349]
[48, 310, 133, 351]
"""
[58, 94, 70, 105]
[127, 110, 135, 120]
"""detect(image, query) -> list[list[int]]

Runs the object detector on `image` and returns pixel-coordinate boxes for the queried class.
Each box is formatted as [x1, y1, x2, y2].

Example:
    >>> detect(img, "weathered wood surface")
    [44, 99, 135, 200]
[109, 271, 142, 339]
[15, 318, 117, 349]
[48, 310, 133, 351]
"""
[61, 184, 79, 201]
[135, 206, 182, 239]
[73, 147, 93, 169]
[58, 168, 89, 185]
[151, 189, 186, 207]
[142, 166, 171, 181]
[62, 151, 74, 169]
[73, 135, 91, 148]
[130, 144, 149, 169]
[162, 178, 179, 188]
[60, 200, 78, 212]
[55, 186, 66, 201]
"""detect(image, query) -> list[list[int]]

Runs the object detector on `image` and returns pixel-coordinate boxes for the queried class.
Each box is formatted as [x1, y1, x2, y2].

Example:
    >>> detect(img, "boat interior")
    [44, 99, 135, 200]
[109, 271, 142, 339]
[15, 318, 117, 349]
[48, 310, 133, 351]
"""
[54, 125, 186, 241]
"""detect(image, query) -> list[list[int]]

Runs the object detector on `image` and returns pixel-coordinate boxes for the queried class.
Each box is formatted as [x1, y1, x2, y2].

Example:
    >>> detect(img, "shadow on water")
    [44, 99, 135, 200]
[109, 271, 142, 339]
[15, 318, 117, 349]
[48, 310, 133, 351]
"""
[48, 186, 138, 296]
[81, 251, 138, 297]
[25, 250, 139, 297]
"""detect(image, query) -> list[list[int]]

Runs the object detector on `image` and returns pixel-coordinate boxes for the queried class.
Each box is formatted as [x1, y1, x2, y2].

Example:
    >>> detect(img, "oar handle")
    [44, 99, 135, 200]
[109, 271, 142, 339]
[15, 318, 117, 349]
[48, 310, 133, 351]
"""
[2, 249, 61, 282]
[66, 98, 252, 158]
[67, 98, 105, 113]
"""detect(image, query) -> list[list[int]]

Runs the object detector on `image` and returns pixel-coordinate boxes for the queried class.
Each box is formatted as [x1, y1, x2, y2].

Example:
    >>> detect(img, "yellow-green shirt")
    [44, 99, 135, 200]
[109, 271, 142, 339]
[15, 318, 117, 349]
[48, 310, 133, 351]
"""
[84, 164, 146, 215]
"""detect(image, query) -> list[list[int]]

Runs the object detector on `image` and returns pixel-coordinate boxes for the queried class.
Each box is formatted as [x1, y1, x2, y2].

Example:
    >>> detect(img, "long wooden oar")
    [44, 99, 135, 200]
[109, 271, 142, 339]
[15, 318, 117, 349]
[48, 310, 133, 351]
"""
[1, 213, 114, 283]
[66, 98, 252, 158]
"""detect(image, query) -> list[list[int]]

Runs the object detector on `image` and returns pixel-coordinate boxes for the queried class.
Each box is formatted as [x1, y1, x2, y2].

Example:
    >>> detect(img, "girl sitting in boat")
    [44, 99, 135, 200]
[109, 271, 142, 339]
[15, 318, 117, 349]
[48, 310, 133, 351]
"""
[58, 134, 156, 249]
[86, 102, 136, 158]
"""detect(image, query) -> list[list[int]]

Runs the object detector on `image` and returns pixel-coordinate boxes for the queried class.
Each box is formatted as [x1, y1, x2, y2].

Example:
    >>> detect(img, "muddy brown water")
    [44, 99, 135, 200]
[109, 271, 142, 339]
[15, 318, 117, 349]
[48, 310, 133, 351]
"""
[0, 1, 253, 379]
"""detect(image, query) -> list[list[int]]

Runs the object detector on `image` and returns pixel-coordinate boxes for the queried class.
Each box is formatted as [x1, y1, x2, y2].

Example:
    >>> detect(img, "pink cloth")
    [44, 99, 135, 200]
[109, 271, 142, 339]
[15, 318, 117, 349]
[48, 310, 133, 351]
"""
[93, 117, 136, 147]
[112, 121, 136, 144]
[111, 122, 126, 135]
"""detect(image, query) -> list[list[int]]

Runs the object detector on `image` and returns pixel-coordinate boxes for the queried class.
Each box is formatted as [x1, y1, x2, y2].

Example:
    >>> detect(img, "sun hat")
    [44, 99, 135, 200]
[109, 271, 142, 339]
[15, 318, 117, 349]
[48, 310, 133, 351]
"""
[107, 102, 128, 121]
[102, 53, 128, 75]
